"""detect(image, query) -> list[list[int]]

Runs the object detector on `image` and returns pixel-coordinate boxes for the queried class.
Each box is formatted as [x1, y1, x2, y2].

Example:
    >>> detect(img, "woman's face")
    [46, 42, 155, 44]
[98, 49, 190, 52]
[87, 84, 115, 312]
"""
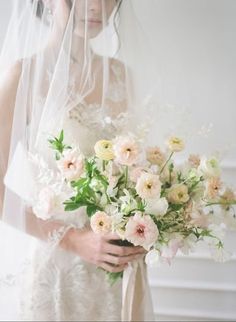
[73, 0, 117, 39]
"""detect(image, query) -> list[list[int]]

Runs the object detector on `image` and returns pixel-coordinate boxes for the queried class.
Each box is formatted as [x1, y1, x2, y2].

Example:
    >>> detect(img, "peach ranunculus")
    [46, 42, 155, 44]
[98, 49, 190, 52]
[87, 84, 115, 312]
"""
[90, 211, 112, 235]
[206, 177, 222, 199]
[220, 188, 236, 210]
[94, 140, 114, 161]
[124, 212, 159, 250]
[113, 136, 140, 166]
[57, 148, 84, 181]
[188, 154, 201, 168]
[136, 172, 162, 200]
[167, 184, 190, 204]
[167, 136, 185, 152]
[146, 147, 166, 166]
[190, 209, 209, 229]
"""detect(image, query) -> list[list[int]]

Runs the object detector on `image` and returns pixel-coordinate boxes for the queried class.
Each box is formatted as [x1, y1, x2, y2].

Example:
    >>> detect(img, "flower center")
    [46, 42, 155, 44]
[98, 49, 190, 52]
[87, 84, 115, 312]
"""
[146, 183, 152, 189]
[99, 221, 104, 227]
[178, 192, 184, 198]
[173, 138, 180, 144]
[136, 225, 145, 236]
[67, 162, 74, 169]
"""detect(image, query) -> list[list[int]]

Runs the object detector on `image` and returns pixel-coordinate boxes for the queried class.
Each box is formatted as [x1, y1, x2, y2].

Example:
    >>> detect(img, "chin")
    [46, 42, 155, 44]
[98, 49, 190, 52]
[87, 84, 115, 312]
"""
[74, 27, 103, 39]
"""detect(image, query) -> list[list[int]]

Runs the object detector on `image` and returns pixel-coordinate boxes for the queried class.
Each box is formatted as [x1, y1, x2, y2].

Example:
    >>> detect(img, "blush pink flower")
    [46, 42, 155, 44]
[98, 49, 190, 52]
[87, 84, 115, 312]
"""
[136, 172, 161, 200]
[90, 211, 112, 235]
[161, 238, 183, 265]
[113, 136, 140, 166]
[190, 209, 209, 229]
[124, 213, 159, 250]
[188, 154, 201, 168]
[57, 148, 84, 181]
[206, 177, 222, 199]
[33, 187, 56, 220]
[130, 167, 147, 183]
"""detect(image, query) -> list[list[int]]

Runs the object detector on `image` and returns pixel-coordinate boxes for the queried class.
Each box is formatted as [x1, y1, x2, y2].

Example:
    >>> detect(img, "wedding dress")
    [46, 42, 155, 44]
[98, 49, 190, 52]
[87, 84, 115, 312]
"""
[19, 60, 129, 321]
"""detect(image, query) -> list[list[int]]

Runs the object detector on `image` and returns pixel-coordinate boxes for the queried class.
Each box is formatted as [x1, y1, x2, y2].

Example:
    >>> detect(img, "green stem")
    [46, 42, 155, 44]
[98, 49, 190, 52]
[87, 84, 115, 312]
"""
[102, 160, 106, 172]
[205, 200, 236, 207]
[124, 166, 128, 188]
[160, 152, 174, 175]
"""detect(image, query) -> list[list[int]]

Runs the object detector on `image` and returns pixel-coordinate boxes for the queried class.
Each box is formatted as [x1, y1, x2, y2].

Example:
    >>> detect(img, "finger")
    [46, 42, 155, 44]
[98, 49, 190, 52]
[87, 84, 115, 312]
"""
[103, 232, 121, 241]
[99, 262, 127, 273]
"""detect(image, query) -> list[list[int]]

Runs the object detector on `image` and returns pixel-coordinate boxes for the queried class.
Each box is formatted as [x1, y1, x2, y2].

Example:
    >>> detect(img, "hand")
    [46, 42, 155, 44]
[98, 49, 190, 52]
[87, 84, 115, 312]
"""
[61, 227, 146, 273]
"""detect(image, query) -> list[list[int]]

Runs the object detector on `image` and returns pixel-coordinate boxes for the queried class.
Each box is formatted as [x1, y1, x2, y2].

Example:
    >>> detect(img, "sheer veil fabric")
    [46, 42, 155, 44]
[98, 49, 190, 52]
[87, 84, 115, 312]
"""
[0, 0, 162, 320]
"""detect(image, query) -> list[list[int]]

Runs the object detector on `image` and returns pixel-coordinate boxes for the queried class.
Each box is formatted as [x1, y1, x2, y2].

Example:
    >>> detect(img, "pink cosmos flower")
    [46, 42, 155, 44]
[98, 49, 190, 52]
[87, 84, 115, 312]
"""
[113, 136, 140, 166]
[124, 213, 159, 250]
[161, 238, 183, 265]
[136, 172, 161, 200]
[90, 211, 112, 235]
[57, 148, 84, 181]
[130, 167, 147, 183]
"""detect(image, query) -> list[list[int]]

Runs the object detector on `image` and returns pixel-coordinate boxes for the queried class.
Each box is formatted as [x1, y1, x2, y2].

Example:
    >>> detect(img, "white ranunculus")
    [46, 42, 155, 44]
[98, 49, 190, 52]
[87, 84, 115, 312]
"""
[145, 197, 169, 216]
[145, 249, 161, 267]
[198, 156, 221, 178]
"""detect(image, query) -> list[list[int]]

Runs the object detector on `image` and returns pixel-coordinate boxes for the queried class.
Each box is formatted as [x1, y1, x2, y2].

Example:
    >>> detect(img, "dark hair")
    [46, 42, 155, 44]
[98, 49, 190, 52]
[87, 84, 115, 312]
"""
[114, 0, 123, 53]
[32, 0, 72, 18]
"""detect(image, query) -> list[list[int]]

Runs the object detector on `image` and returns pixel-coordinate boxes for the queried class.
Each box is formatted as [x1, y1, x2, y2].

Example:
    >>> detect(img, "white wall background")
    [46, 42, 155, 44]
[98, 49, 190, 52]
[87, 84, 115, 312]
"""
[0, 0, 235, 321]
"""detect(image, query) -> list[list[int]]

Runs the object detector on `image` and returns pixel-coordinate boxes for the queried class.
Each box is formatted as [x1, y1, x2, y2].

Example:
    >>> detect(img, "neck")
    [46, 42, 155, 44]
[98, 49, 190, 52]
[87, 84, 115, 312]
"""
[71, 36, 94, 67]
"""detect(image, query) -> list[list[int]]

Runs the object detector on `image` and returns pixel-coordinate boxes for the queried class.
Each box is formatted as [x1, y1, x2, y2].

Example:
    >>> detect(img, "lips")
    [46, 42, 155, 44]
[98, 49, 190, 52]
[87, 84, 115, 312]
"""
[81, 19, 102, 26]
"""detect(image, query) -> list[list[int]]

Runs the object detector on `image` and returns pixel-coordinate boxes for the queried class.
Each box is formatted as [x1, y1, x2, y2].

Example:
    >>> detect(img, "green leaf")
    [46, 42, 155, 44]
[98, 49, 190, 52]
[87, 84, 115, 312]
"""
[71, 178, 88, 190]
[106, 271, 123, 286]
[64, 203, 81, 211]
[87, 205, 100, 217]
[59, 130, 64, 143]
[170, 203, 184, 211]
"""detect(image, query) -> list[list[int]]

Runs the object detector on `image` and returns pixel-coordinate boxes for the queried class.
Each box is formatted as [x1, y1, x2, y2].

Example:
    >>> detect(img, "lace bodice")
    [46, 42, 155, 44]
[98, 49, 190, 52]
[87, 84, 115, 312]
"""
[62, 60, 130, 156]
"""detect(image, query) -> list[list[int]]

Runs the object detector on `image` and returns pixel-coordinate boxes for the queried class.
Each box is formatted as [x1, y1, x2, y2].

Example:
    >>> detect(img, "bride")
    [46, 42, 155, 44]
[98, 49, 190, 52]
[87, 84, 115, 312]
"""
[0, 0, 157, 320]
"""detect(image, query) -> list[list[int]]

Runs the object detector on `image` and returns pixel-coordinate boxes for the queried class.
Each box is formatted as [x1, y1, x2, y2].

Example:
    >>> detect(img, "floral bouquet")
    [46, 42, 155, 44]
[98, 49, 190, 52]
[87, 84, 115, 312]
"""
[33, 130, 236, 283]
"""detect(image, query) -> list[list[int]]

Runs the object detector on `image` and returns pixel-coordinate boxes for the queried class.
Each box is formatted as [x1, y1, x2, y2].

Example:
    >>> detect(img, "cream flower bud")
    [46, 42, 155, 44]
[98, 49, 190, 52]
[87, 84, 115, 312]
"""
[146, 147, 166, 166]
[94, 140, 114, 161]
[167, 136, 185, 152]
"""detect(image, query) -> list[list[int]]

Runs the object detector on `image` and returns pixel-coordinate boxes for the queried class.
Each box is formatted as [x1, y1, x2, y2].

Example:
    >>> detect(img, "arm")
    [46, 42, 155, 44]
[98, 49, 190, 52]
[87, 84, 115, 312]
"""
[0, 61, 22, 215]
